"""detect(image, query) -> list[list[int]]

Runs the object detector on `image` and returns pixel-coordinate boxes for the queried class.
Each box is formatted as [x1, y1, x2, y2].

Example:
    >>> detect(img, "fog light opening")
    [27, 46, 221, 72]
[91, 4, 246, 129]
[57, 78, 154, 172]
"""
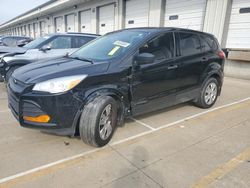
[23, 115, 51, 123]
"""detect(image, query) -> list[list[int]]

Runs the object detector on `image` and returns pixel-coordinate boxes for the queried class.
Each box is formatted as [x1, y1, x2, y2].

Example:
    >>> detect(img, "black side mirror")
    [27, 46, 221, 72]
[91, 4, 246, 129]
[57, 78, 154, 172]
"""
[40, 45, 51, 52]
[135, 53, 155, 65]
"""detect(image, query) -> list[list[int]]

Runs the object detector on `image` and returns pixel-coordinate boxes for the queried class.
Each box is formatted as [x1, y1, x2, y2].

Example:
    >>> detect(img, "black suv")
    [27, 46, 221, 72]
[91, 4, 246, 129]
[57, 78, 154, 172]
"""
[8, 28, 225, 147]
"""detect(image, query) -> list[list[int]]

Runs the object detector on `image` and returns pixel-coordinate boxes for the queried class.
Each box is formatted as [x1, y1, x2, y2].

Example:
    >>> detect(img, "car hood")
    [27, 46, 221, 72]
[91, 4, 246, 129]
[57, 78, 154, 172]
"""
[0, 46, 27, 54]
[12, 57, 110, 84]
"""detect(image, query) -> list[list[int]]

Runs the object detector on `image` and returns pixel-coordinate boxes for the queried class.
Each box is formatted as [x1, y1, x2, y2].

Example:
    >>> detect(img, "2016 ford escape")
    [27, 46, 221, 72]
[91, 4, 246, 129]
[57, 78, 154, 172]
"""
[8, 28, 225, 147]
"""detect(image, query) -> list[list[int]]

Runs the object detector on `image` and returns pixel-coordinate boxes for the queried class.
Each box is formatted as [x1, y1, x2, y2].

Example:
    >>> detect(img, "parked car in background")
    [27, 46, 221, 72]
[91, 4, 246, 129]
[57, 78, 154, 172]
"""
[0, 36, 32, 47]
[7, 28, 225, 147]
[0, 33, 99, 82]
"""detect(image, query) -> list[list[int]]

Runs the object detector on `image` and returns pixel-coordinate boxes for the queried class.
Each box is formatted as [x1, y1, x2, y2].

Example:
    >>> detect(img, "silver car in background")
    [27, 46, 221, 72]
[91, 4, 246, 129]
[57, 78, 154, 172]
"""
[0, 32, 99, 82]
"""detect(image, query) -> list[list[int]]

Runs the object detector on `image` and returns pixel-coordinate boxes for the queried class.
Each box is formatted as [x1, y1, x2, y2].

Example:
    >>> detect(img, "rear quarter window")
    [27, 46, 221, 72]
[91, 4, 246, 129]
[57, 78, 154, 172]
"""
[200, 35, 218, 52]
[179, 32, 201, 56]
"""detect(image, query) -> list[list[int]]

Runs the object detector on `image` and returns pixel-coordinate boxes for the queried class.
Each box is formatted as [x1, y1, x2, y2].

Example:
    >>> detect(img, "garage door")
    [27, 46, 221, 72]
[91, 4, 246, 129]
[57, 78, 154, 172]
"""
[40, 21, 46, 36]
[66, 14, 76, 32]
[125, 0, 150, 28]
[29, 24, 33, 38]
[34, 23, 39, 38]
[164, 0, 207, 31]
[55, 17, 63, 33]
[226, 0, 250, 49]
[98, 4, 115, 35]
[80, 9, 92, 33]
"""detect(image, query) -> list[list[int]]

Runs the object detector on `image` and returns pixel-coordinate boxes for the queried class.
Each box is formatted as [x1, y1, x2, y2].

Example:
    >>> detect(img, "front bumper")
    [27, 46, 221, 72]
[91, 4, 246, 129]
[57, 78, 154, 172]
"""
[7, 77, 85, 136]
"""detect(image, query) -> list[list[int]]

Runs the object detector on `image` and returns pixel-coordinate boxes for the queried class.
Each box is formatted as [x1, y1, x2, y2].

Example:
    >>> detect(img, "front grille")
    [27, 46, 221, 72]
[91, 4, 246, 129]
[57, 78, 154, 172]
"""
[22, 101, 45, 117]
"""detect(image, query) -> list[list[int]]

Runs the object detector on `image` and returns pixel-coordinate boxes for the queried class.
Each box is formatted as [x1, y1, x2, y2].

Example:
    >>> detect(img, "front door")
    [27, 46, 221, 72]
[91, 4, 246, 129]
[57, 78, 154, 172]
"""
[131, 32, 180, 115]
[38, 36, 74, 60]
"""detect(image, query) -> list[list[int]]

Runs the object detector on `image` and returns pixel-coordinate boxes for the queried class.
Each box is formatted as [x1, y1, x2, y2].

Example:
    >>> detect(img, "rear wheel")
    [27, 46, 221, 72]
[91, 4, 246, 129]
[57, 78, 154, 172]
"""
[195, 78, 219, 109]
[6, 66, 20, 82]
[79, 96, 118, 147]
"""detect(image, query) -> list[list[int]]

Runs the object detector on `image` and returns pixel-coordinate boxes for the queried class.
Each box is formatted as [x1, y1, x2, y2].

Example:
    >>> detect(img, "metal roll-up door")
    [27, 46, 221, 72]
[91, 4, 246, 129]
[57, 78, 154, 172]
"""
[80, 9, 92, 33]
[66, 14, 76, 32]
[34, 23, 39, 38]
[226, 0, 250, 49]
[55, 17, 63, 33]
[98, 4, 115, 35]
[164, 0, 207, 31]
[40, 21, 46, 36]
[125, 0, 150, 28]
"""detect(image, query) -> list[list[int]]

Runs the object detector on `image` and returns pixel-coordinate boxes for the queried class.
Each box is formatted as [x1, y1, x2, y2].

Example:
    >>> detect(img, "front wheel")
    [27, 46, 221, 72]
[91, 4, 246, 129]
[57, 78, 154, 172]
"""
[195, 78, 219, 109]
[79, 96, 118, 147]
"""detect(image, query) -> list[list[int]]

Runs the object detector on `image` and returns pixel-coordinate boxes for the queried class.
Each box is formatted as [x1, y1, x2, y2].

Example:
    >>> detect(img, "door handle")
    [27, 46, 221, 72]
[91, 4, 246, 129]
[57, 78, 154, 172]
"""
[201, 57, 208, 62]
[167, 65, 178, 70]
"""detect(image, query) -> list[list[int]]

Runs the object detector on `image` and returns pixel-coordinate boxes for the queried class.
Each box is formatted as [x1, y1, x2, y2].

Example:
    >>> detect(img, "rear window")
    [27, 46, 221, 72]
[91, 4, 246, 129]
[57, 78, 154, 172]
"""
[179, 32, 201, 56]
[200, 35, 218, 51]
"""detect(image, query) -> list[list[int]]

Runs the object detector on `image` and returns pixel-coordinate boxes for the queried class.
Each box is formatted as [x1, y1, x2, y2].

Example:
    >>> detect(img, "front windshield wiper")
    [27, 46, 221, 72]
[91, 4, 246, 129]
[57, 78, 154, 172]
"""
[67, 55, 94, 64]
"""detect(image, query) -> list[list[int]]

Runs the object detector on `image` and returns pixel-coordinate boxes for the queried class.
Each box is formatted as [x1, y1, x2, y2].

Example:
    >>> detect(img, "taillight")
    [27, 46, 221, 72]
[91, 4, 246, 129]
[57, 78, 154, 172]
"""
[218, 50, 226, 59]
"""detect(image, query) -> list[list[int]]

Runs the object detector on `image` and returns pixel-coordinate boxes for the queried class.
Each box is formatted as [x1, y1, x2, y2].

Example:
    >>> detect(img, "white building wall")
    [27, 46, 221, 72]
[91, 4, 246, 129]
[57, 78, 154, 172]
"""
[203, 0, 232, 47]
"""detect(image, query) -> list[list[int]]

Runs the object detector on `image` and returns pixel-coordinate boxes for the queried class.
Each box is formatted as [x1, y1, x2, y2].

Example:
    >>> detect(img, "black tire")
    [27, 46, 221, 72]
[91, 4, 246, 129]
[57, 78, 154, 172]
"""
[195, 77, 219, 109]
[6, 66, 20, 82]
[79, 96, 118, 147]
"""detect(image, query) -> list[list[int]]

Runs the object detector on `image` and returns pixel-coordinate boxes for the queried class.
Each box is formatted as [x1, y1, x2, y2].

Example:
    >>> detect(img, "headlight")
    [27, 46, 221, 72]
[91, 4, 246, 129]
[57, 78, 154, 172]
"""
[33, 75, 87, 94]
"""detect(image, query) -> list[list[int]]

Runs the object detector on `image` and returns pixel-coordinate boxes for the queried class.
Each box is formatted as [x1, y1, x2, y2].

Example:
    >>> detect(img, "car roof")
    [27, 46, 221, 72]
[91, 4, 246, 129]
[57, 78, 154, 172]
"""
[109, 27, 214, 37]
[50, 32, 100, 38]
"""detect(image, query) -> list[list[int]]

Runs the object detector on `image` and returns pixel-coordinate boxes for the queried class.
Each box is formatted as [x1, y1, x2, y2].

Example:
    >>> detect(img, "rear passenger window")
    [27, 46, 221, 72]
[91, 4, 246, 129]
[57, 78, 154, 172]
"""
[179, 33, 201, 56]
[200, 35, 218, 51]
[73, 36, 94, 48]
[48, 36, 72, 49]
[139, 32, 175, 61]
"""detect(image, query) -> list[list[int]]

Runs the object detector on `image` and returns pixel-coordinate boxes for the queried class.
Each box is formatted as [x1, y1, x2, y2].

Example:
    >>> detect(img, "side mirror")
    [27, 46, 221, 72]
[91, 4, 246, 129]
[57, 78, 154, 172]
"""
[135, 53, 155, 65]
[40, 45, 51, 52]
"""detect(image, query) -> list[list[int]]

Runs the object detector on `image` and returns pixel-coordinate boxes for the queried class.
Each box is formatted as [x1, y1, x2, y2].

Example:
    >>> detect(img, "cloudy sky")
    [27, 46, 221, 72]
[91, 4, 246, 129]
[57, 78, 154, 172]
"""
[0, 0, 50, 25]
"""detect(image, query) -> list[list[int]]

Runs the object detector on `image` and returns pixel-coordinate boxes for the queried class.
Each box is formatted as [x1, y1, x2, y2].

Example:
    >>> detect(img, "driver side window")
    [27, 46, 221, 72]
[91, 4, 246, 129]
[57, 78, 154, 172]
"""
[139, 32, 175, 62]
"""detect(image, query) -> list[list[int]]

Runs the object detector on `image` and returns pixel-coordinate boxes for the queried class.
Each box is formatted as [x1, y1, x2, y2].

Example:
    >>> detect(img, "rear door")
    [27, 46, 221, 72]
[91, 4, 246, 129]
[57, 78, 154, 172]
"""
[131, 32, 179, 115]
[176, 32, 204, 91]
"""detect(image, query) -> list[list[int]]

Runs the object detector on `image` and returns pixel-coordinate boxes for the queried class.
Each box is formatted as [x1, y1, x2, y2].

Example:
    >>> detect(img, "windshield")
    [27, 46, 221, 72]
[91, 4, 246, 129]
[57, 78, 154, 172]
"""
[23, 35, 50, 49]
[70, 30, 149, 61]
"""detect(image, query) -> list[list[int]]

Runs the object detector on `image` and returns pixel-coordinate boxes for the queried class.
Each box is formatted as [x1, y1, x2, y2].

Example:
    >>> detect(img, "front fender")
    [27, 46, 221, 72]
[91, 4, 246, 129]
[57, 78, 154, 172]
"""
[71, 87, 130, 135]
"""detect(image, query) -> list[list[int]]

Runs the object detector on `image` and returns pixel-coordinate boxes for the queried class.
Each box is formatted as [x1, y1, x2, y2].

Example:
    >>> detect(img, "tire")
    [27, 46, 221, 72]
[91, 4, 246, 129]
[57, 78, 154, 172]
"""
[6, 66, 20, 82]
[79, 96, 118, 147]
[195, 77, 219, 109]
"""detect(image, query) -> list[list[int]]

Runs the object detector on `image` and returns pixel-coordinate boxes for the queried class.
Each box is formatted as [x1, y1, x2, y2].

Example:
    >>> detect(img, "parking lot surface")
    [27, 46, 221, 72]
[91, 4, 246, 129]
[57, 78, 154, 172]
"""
[0, 77, 250, 188]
